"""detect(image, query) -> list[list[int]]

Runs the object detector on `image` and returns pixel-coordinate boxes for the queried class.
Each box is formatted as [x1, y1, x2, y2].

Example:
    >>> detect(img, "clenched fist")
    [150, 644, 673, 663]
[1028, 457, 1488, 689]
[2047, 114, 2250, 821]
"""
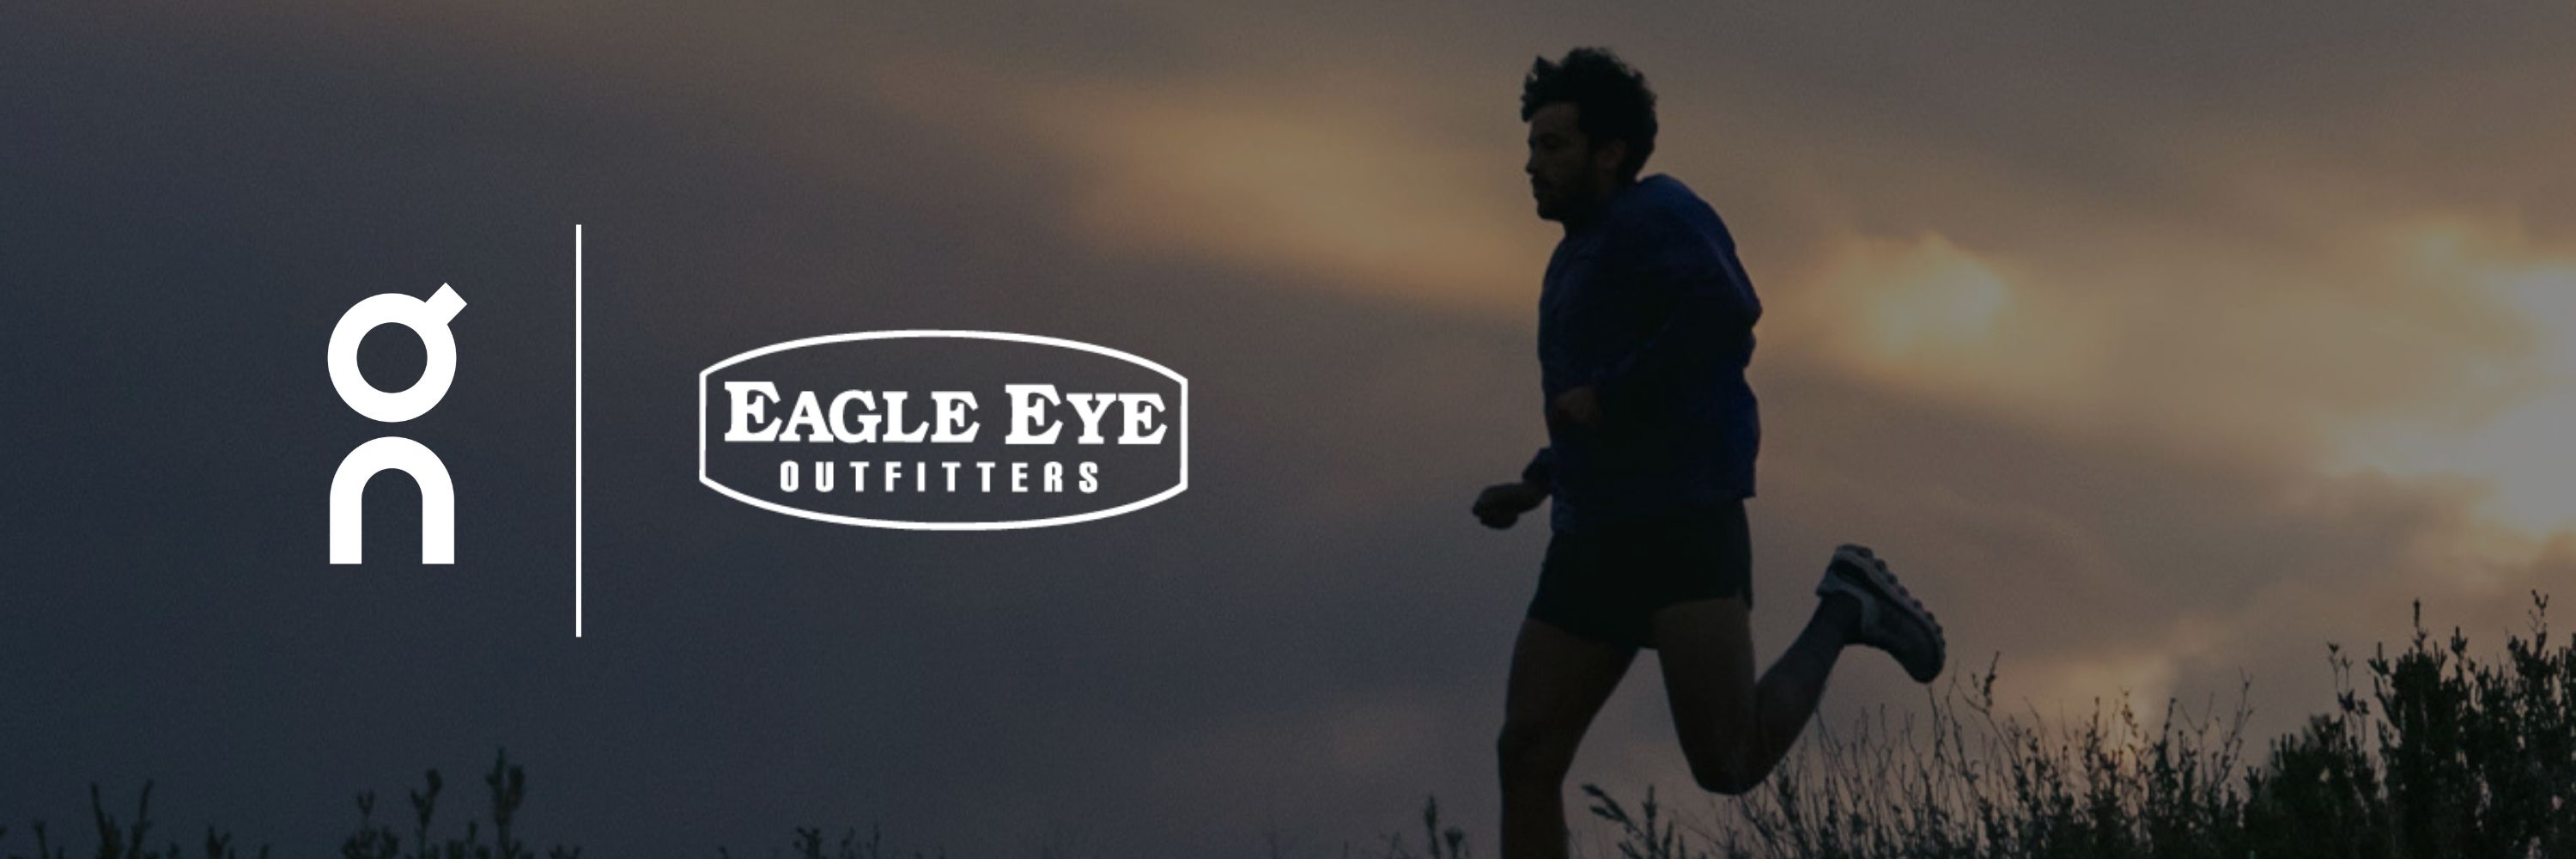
[1472, 481, 1549, 529]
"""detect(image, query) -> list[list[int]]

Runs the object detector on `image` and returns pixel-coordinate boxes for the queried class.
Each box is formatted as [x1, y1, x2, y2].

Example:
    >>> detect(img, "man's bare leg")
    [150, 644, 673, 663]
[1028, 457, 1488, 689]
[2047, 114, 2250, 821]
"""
[1497, 618, 1639, 859]
[1650, 594, 1861, 794]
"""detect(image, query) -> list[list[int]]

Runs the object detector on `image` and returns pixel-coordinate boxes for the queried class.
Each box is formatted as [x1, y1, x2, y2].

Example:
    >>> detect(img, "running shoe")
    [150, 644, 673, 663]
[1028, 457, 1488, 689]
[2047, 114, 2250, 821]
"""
[1815, 544, 1945, 683]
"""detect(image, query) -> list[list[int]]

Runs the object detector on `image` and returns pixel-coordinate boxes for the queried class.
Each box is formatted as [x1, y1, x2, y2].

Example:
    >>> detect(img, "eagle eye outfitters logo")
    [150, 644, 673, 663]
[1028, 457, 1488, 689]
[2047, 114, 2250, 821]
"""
[696, 331, 1188, 530]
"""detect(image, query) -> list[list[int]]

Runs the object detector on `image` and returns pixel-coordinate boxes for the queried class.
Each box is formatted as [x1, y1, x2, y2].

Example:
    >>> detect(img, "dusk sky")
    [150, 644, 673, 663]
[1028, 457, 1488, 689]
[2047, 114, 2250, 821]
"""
[6, 3, 2573, 856]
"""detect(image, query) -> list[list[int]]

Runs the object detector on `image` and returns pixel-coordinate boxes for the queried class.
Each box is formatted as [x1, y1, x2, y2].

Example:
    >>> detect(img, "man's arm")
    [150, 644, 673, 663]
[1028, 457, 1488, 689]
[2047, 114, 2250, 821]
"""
[1473, 445, 1555, 527]
[1588, 205, 1761, 421]
[1520, 445, 1555, 493]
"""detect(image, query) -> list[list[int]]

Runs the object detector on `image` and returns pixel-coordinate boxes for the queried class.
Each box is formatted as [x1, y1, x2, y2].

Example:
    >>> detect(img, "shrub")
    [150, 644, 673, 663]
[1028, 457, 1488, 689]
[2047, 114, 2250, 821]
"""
[1540, 592, 2573, 859]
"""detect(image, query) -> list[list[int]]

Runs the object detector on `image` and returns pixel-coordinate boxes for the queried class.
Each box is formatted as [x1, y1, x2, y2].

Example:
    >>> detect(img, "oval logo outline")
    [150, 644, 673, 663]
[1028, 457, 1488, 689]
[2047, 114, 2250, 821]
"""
[696, 329, 1188, 530]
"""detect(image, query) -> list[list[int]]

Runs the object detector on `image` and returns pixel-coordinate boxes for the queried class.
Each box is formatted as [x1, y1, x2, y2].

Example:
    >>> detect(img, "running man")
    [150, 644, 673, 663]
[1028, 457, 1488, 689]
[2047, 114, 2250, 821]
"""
[1469, 47, 1948, 859]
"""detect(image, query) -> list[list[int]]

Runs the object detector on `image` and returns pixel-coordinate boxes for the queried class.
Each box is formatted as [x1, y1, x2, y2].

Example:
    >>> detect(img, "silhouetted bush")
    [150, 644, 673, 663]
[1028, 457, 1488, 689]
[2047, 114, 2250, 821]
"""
[9, 595, 2567, 857]
[1541, 593, 2573, 859]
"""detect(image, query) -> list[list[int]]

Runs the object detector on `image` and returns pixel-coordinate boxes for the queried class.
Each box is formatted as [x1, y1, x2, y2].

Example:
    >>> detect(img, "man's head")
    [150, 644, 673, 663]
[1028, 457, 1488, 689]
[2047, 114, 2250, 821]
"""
[1520, 47, 1658, 225]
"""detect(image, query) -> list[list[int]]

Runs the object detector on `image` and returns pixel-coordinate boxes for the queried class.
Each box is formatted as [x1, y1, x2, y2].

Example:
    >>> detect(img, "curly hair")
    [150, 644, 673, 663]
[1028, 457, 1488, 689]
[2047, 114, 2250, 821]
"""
[1519, 47, 1659, 183]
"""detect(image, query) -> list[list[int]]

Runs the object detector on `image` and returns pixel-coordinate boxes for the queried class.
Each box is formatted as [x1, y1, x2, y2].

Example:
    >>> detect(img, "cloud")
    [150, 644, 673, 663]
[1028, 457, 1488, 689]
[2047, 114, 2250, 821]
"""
[10, 3, 2576, 856]
[2333, 216, 2576, 535]
[851, 47, 1551, 322]
[809, 5, 2576, 555]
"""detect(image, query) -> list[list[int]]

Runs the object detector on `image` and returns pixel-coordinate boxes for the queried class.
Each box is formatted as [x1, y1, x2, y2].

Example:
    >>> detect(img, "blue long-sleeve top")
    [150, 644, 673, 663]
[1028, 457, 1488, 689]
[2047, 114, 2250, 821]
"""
[1522, 174, 1762, 533]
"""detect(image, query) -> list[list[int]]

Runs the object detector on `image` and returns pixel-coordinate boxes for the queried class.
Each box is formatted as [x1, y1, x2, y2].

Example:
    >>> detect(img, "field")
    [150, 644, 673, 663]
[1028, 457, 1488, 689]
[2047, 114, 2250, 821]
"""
[8, 595, 2568, 859]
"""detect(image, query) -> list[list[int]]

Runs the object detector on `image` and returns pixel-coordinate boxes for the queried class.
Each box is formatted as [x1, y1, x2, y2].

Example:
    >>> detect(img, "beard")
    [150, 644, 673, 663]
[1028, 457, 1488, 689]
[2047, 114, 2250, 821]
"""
[1531, 174, 1596, 223]
[1533, 187, 1568, 222]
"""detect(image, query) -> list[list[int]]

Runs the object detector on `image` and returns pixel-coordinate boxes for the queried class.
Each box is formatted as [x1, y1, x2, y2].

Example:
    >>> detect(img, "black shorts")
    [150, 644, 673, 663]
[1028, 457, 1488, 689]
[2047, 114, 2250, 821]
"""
[1523, 500, 1753, 650]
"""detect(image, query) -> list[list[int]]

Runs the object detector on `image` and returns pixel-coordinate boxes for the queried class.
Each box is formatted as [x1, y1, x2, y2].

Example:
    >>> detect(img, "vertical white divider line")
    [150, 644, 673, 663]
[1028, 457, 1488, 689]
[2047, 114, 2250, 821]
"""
[575, 224, 585, 638]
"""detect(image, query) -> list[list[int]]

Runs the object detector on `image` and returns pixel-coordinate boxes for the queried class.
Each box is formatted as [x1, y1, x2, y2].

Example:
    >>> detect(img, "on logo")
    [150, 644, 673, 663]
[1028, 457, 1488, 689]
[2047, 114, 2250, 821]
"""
[327, 284, 465, 564]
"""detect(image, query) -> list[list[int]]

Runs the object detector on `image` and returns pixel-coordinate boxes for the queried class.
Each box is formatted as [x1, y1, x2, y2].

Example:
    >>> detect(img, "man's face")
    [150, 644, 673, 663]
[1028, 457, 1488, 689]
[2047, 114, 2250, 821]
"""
[1524, 101, 1623, 223]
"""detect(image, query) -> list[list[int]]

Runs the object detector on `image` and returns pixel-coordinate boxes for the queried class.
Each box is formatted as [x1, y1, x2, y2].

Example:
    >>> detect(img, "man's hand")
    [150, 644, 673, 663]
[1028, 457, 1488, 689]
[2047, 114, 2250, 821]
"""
[1473, 481, 1549, 529]
[1548, 385, 1604, 433]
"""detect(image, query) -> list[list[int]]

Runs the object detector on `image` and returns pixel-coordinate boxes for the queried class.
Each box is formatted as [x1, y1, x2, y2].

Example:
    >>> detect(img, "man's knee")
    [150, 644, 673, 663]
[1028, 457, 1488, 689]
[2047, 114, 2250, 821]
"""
[1495, 723, 1573, 786]
[1691, 765, 1759, 796]
[1685, 745, 1762, 795]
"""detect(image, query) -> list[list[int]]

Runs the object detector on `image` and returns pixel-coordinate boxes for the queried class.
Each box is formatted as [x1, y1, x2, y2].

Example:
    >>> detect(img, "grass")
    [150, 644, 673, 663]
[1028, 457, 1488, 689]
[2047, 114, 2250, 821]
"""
[1532, 592, 2573, 859]
[9, 595, 2568, 858]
